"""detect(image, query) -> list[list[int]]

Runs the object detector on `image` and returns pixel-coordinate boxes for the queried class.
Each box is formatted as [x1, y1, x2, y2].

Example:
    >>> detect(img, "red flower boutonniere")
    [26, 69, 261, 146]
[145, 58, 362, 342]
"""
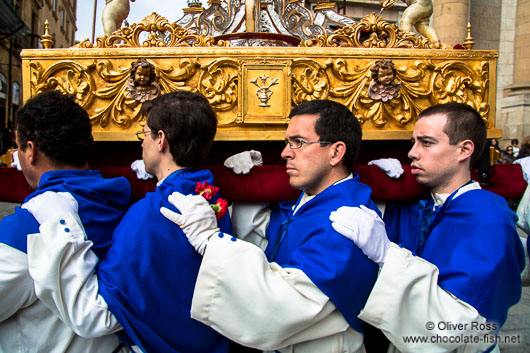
[195, 181, 219, 200]
[196, 181, 228, 219]
[211, 198, 228, 220]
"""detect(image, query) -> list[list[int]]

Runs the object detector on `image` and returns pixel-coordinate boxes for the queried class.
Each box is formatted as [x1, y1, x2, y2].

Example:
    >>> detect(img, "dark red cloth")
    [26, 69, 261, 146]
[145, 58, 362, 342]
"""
[1, 164, 525, 204]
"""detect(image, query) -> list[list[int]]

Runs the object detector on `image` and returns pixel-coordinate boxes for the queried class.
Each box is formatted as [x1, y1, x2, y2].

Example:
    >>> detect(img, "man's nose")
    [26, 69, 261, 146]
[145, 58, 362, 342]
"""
[408, 143, 418, 160]
[281, 144, 293, 160]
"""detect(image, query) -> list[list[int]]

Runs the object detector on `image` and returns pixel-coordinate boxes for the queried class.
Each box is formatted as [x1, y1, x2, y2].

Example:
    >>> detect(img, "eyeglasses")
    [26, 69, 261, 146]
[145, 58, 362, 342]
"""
[136, 130, 153, 141]
[285, 138, 332, 150]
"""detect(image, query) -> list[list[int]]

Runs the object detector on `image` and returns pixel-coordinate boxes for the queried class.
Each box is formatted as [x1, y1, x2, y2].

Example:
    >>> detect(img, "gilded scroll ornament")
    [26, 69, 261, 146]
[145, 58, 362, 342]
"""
[30, 61, 94, 108]
[300, 13, 434, 49]
[76, 13, 219, 48]
[327, 59, 432, 126]
[431, 60, 490, 124]
[199, 59, 238, 113]
[292, 59, 329, 104]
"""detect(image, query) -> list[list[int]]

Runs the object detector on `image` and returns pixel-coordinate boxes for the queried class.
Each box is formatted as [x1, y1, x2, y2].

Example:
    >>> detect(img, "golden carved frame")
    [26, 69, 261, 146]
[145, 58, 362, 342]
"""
[21, 13, 499, 141]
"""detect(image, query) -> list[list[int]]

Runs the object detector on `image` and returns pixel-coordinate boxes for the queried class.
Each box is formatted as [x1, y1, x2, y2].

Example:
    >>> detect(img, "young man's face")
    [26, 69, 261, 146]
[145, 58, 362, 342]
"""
[141, 125, 159, 177]
[408, 113, 462, 194]
[280, 113, 334, 195]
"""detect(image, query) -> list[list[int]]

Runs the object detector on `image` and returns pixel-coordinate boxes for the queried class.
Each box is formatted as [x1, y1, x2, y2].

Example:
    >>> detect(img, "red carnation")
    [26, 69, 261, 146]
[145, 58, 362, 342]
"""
[195, 181, 219, 200]
[211, 198, 228, 220]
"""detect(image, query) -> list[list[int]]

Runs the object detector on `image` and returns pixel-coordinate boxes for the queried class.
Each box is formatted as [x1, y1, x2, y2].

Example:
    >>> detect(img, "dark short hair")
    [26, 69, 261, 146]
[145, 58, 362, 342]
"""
[15, 90, 93, 167]
[511, 138, 519, 145]
[288, 100, 362, 173]
[418, 103, 486, 166]
[142, 91, 217, 168]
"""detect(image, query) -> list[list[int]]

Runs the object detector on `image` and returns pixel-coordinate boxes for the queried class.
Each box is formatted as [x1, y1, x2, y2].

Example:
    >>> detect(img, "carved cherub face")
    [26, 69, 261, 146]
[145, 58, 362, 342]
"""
[377, 66, 394, 85]
[134, 66, 151, 87]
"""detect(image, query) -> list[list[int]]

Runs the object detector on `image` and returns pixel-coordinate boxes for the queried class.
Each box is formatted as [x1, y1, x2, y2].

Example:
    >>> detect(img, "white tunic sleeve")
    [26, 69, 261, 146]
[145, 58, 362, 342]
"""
[192, 234, 364, 353]
[230, 202, 271, 250]
[359, 243, 495, 353]
[27, 213, 122, 338]
[0, 244, 37, 322]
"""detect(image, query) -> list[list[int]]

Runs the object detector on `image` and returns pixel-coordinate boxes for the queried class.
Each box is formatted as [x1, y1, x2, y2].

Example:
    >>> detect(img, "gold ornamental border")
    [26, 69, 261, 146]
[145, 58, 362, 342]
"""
[21, 13, 499, 141]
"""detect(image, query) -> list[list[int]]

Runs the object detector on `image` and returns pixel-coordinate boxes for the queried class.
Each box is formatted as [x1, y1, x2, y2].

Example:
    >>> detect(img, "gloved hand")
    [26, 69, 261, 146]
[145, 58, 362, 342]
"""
[368, 158, 404, 179]
[160, 192, 220, 255]
[224, 150, 263, 174]
[22, 191, 79, 225]
[329, 205, 390, 266]
[11, 150, 22, 171]
[131, 159, 154, 180]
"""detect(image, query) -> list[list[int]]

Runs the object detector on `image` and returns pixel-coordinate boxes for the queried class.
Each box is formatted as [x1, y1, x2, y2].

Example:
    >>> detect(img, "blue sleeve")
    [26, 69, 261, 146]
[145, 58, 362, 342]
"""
[0, 207, 40, 253]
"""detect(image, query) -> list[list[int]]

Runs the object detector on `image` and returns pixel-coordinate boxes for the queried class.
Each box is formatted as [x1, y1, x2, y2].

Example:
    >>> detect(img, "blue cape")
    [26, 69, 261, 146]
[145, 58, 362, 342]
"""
[96, 168, 233, 353]
[0, 169, 131, 258]
[384, 189, 525, 328]
[265, 175, 380, 333]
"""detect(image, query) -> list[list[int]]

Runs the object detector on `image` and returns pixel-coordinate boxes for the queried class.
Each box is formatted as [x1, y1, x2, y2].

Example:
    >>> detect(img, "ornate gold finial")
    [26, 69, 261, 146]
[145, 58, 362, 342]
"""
[463, 22, 475, 50]
[40, 20, 54, 49]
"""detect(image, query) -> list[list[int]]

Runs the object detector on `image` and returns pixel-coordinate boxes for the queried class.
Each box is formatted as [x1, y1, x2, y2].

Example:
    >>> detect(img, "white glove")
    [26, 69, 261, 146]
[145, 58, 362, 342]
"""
[329, 205, 390, 266]
[22, 191, 79, 225]
[160, 192, 220, 255]
[11, 150, 22, 171]
[368, 158, 404, 179]
[224, 150, 263, 174]
[131, 159, 154, 180]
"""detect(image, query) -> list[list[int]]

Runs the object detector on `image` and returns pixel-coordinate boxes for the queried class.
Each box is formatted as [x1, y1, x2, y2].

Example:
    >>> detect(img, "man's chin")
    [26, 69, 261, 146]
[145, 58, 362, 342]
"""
[287, 178, 304, 191]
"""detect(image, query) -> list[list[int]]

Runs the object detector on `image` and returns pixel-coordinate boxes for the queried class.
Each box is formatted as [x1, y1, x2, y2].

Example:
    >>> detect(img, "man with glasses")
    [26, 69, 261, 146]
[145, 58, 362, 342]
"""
[330, 103, 524, 352]
[23, 91, 233, 352]
[0, 90, 131, 352]
[161, 99, 380, 352]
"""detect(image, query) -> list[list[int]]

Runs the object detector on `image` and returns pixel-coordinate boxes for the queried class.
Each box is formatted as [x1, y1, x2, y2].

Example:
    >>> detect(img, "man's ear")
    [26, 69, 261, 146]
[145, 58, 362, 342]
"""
[156, 130, 168, 152]
[458, 139, 474, 163]
[329, 141, 347, 167]
[25, 141, 38, 165]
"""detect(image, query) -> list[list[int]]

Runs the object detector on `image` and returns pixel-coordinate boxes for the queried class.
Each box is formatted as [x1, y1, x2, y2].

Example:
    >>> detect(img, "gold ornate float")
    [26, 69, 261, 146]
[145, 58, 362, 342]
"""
[21, 1, 499, 141]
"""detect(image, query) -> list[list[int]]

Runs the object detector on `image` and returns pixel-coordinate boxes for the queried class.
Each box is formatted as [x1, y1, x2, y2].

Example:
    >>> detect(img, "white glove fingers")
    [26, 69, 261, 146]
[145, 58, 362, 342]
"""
[160, 207, 184, 225]
[249, 150, 263, 165]
[359, 205, 380, 219]
[331, 222, 360, 242]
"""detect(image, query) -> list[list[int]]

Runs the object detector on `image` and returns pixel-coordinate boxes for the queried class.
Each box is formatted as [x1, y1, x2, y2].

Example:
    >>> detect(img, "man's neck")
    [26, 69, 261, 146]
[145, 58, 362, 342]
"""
[155, 158, 183, 181]
[307, 168, 350, 196]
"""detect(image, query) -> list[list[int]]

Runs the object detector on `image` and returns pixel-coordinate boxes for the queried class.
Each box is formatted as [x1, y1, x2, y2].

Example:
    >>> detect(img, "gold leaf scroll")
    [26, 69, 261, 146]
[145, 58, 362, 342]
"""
[199, 58, 238, 119]
[29, 60, 95, 108]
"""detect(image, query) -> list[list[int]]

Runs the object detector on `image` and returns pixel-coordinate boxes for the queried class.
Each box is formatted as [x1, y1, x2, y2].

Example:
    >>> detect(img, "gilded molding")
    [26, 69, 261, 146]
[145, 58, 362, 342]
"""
[21, 13, 497, 141]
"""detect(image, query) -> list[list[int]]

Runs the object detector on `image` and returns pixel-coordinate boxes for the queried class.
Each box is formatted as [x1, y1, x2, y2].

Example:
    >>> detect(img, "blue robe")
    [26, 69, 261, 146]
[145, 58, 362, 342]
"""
[0, 169, 131, 259]
[264, 175, 380, 333]
[96, 168, 233, 353]
[384, 188, 525, 328]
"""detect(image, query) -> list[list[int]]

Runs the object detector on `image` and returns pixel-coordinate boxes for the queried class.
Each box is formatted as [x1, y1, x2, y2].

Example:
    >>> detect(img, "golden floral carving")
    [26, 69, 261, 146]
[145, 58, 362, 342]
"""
[29, 61, 94, 108]
[29, 58, 200, 128]
[430, 60, 490, 124]
[288, 58, 489, 128]
[199, 59, 238, 114]
[292, 59, 330, 104]
[75, 13, 221, 48]
[300, 13, 435, 49]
